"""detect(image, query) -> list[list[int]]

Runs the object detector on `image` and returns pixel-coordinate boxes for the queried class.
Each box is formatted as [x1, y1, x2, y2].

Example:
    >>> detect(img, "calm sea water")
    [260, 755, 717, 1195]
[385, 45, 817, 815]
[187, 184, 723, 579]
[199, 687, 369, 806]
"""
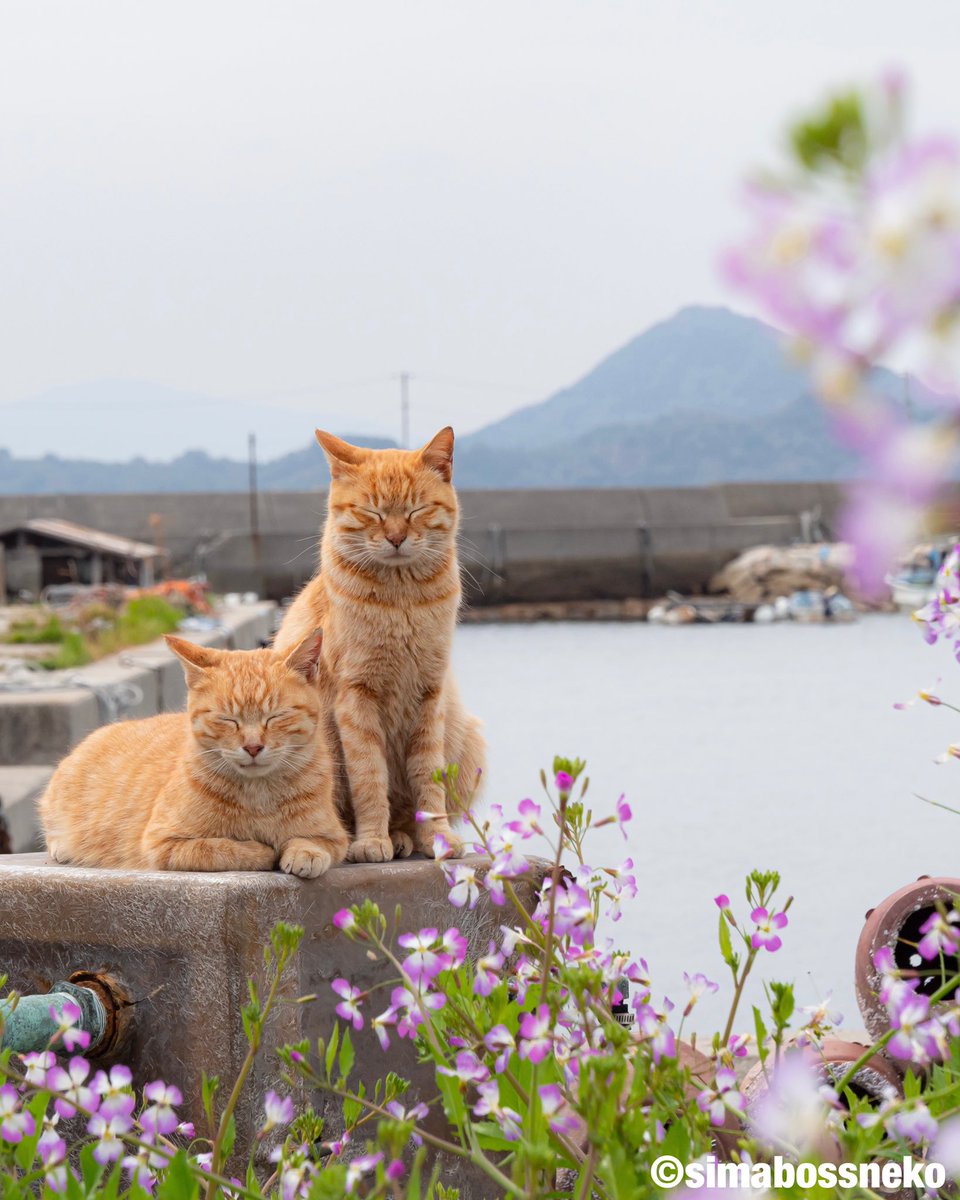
[453, 616, 960, 1035]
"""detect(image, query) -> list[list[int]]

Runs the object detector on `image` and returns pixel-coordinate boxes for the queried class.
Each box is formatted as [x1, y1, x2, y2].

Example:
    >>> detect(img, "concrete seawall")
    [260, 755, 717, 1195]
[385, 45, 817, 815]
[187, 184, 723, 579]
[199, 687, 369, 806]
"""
[0, 482, 857, 602]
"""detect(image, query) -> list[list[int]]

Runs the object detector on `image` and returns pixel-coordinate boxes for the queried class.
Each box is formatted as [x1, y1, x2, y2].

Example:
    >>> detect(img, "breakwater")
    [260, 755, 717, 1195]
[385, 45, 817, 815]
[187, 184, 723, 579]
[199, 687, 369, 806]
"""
[0, 482, 850, 603]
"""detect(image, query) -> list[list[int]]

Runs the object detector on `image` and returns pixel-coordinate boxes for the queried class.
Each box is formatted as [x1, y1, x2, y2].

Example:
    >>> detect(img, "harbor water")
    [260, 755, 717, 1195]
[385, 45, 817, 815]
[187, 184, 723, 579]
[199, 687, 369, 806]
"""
[454, 615, 960, 1035]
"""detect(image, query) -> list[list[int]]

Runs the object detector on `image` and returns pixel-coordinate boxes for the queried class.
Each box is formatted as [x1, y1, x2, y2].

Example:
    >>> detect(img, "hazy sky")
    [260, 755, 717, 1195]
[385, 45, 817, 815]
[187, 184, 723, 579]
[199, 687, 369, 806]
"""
[3, 1, 960, 457]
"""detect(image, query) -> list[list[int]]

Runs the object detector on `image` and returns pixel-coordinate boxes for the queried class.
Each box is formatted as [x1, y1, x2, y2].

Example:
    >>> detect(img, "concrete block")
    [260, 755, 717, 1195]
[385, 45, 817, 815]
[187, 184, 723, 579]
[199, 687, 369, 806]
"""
[65, 662, 160, 722]
[0, 854, 546, 1193]
[0, 603, 277, 768]
[0, 689, 100, 767]
[0, 767, 51, 852]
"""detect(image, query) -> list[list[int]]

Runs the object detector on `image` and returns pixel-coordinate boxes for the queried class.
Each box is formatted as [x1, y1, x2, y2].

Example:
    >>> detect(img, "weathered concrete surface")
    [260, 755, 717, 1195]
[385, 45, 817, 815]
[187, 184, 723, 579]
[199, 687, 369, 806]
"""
[0, 767, 51, 852]
[0, 853, 545, 1194]
[0, 603, 275, 767]
[0, 689, 101, 768]
[0, 482, 863, 602]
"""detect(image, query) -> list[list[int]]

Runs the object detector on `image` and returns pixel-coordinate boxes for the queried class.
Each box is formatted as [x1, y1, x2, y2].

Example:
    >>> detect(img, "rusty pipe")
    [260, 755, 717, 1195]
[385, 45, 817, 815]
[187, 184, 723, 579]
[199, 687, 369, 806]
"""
[0, 980, 108, 1056]
[1, 971, 129, 1059]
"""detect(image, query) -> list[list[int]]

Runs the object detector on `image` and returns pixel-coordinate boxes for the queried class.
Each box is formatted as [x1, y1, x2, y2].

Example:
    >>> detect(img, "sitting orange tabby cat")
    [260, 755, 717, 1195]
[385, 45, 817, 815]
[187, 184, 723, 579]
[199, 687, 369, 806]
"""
[38, 632, 348, 876]
[274, 426, 485, 863]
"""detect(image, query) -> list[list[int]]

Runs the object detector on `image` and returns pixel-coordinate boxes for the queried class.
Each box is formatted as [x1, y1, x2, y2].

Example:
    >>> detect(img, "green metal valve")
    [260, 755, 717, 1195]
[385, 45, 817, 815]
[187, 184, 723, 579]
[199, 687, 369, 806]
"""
[0, 981, 108, 1056]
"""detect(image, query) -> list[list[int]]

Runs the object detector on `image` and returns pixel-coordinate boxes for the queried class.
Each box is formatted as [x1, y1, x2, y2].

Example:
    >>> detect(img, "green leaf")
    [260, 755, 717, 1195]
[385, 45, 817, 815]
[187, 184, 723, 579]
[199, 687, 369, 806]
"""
[79, 1144, 105, 1189]
[220, 1113, 236, 1163]
[753, 1005, 769, 1065]
[14, 1091, 47, 1171]
[154, 1151, 200, 1200]
[201, 1072, 220, 1136]
[472, 1119, 521, 1152]
[325, 1023, 340, 1081]
[718, 911, 735, 969]
[98, 1163, 123, 1200]
[338, 1026, 355, 1082]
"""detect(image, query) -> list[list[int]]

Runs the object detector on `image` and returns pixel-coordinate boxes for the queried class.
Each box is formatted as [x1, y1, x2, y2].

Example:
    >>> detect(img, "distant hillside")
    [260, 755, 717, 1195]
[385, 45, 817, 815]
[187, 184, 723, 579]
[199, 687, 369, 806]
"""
[462, 305, 917, 451]
[0, 379, 391, 462]
[0, 437, 397, 495]
[0, 307, 928, 493]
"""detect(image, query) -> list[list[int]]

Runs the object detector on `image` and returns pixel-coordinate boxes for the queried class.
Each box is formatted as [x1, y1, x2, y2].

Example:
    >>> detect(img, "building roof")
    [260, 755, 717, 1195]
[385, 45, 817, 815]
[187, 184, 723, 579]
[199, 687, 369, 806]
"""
[0, 518, 166, 561]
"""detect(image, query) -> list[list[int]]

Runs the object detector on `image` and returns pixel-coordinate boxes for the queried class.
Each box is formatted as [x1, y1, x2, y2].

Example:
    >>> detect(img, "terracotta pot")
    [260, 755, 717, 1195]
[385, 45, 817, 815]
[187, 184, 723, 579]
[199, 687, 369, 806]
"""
[743, 1039, 902, 1104]
[855, 876, 960, 1042]
[739, 1042, 905, 1193]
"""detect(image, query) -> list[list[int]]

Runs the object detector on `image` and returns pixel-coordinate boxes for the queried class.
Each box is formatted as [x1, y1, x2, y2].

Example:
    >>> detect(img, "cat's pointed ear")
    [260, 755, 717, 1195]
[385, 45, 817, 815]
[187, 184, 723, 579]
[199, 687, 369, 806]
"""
[164, 635, 223, 687]
[420, 426, 454, 482]
[282, 628, 323, 681]
[315, 430, 368, 480]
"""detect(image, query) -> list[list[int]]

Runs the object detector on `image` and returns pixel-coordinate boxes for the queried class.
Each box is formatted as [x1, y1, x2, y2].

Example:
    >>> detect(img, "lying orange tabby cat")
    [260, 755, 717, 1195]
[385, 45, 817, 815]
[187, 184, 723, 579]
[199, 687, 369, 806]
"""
[274, 427, 485, 862]
[39, 632, 348, 876]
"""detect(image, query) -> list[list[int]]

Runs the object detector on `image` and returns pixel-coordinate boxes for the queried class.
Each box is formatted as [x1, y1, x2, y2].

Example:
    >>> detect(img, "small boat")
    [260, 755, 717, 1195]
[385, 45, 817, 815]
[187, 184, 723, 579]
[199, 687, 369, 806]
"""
[886, 543, 951, 612]
[786, 590, 827, 623]
[885, 565, 939, 613]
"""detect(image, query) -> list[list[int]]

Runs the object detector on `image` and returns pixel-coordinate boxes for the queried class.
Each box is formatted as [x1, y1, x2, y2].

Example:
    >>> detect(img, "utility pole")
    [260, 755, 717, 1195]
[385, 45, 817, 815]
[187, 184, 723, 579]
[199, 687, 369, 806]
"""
[397, 371, 412, 448]
[248, 432, 264, 596]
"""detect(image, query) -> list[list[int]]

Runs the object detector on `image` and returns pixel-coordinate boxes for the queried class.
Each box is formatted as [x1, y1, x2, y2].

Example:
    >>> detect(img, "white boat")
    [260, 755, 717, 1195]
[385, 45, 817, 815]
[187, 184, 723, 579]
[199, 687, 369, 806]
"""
[885, 566, 939, 613]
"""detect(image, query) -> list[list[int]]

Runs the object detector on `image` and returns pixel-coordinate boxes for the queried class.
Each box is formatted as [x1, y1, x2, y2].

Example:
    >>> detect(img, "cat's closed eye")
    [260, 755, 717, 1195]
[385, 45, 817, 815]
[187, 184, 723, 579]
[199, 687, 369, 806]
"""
[218, 716, 240, 728]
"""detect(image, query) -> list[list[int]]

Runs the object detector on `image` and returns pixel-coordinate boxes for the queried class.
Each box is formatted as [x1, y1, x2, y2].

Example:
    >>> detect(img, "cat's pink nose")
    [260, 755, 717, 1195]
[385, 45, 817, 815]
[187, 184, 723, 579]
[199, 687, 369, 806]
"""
[243, 743, 265, 759]
[386, 531, 407, 548]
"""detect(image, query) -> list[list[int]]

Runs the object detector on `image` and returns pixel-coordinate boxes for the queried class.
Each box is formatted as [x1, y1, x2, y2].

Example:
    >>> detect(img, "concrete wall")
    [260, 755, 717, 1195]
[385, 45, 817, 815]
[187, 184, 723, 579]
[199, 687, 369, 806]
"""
[0, 481, 886, 603]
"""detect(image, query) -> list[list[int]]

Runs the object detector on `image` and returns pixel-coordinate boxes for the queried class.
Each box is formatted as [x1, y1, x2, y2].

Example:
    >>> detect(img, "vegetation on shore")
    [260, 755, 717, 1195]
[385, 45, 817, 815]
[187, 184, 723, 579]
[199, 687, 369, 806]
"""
[1, 596, 184, 670]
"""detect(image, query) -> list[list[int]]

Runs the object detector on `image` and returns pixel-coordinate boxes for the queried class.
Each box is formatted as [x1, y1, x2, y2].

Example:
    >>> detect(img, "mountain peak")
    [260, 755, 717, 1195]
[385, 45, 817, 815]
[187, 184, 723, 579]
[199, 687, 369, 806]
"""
[462, 304, 804, 449]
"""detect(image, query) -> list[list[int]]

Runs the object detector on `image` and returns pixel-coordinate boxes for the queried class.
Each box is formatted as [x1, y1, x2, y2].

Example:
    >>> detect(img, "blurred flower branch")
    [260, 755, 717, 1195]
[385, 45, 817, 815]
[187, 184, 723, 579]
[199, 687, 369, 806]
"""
[724, 72, 960, 595]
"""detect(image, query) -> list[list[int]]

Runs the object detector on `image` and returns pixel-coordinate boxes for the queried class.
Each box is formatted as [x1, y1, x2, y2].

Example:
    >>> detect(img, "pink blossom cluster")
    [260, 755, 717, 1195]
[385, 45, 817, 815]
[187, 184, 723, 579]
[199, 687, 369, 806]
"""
[724, 77, 960, 595]
[874, 946, 960, 1065]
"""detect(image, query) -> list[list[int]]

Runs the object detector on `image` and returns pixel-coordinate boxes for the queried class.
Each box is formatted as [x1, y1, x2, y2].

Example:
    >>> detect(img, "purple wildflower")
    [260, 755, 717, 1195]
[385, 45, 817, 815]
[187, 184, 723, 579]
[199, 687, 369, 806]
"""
[474, 942, 505, 997]
[261, 1090, 294, 1133]
[506, 798, 542, 839]
[141, 1080, 182, 1137]
[50, 999, 90, 1052]
[484, 1024, 515, 1073]
[48, 1056, 98, 1120]
[333, 909, 356, 932]
[0, 1085, 34, 1144]
[518, 1005, 554, 1064]
[539, 1083, 581, 1137]
[443, 862, 481, 909]
[331, 979, 364, 1031]
[750, 906, 788, 952]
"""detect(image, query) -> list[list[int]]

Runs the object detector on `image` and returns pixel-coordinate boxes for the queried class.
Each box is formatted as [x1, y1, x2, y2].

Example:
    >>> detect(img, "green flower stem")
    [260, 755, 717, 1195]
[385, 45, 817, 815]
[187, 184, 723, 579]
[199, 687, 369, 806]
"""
[721, 945, 760, 1048]
[540, 791, 568, 997]
[206, 940, 298, 1198]
[576, 1144, 598, 1200]
[315, 1080, 526, 1199]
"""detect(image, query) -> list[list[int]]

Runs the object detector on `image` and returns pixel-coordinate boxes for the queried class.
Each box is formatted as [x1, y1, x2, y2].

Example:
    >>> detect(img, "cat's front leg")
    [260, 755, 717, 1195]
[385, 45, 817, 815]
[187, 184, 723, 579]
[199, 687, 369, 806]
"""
[408, 689, 464, 859]
[336, 683, 394, 862]
[145, 836, 277, 872]
[279, 835, 347, 879]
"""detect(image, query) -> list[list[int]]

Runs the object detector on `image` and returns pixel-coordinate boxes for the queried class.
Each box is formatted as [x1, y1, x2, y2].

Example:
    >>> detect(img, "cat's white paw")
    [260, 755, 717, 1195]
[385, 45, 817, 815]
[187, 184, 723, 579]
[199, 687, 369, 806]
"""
[391, 831, 414, 859]
[280, 844, 333, 879]
[347, 836, 394, 863]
